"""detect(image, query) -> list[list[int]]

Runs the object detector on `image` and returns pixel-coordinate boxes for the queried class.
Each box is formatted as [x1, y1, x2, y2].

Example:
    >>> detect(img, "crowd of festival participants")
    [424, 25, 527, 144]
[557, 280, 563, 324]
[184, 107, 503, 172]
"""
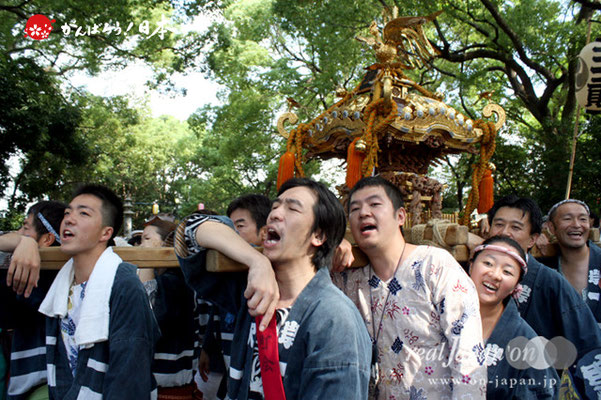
[0, 177, 600, 399]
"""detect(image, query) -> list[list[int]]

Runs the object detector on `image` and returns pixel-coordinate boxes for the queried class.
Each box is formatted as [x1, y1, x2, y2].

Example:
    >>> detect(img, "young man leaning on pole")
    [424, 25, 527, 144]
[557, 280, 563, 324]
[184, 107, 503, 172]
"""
[176, 178, 371, 400]
[38, 184, 160, 399]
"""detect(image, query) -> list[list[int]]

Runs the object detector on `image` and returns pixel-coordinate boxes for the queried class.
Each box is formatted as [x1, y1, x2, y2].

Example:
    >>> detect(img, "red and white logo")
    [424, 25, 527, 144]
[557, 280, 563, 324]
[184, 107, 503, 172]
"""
[24, 14, 55, 40]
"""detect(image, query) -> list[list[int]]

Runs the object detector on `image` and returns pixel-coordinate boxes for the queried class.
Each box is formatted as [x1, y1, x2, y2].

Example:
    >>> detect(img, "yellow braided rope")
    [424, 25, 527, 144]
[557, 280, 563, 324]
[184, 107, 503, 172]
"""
[284, 65, 407, 179]
[294, 125, 305, 177]
[360, 98, 398, 176]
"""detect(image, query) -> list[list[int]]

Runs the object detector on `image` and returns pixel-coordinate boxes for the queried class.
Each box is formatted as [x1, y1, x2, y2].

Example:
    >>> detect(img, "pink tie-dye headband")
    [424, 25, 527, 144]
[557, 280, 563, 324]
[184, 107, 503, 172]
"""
[473, 244, 527, 271]
[473, 244, 528, 300]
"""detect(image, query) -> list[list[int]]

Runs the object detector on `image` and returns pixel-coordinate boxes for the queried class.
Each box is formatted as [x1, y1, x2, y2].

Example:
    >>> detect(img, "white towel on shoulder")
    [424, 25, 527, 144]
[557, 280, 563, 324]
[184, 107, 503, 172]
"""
[39, 246, 123, 348]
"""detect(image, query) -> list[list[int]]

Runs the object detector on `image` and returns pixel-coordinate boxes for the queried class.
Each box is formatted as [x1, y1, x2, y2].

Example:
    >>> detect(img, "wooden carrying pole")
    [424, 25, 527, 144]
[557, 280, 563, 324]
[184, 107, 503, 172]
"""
[36, 247, 179, 269]
[566, 15, 593, 199]
[31, 221, 473, 271]
[31, 221, 475, 272]
[32, 246, 370, 271]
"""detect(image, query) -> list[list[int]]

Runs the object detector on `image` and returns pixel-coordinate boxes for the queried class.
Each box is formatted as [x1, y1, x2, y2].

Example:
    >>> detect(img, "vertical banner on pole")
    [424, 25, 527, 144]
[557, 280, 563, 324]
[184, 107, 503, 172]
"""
[575, 39, 601, 114]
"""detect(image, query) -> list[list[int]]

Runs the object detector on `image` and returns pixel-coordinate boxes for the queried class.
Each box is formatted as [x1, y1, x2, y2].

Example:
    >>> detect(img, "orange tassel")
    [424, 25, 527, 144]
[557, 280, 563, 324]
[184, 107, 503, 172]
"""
[346, 138, 366, 189]
[477, 168, 494, 214]
[277, 151, 295, 190]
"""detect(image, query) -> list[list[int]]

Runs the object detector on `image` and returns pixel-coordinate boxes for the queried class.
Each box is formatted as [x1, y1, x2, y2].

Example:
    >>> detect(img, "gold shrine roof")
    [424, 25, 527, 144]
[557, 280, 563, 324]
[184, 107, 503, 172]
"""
[276, 9, 505, 176]
[285, 69, 503, 174]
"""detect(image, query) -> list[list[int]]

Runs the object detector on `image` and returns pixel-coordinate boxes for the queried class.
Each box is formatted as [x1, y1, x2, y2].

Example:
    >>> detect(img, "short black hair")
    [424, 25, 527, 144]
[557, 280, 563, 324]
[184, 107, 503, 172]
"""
[347, 176, 404, 214]
[27, 201, 67, 246]
[278, 178, 346, 269]
[72, 184, 123, 244]
[227, 194, 271, 231]
[487, 195, 542, 235]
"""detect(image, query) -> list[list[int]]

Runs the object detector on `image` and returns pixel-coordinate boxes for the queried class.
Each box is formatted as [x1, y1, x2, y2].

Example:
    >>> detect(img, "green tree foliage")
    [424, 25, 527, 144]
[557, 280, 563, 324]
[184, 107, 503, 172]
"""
[55, 94, 202, 226]
[0, 0, 205, 226]
[570, 114, 601, 213]
[2, 0, 600, 228]
[184, 88, 281, 213]
[403, 0, 598, 212]
[1, 90, 204, 229]
[1, 0, 205, 79]
[0, 0, 204, 182]
[0, 56, 86, 211]
[192, 0, 601, 216]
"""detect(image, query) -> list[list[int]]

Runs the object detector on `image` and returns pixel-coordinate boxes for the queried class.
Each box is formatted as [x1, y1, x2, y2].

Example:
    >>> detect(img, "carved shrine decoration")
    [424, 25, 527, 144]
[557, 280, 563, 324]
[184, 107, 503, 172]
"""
[276, 7, 505, 227]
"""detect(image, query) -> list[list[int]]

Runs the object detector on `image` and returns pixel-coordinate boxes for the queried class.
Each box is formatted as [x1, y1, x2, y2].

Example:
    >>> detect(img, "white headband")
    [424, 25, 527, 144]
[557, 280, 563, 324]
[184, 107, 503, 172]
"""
[547, 199, 590, 221]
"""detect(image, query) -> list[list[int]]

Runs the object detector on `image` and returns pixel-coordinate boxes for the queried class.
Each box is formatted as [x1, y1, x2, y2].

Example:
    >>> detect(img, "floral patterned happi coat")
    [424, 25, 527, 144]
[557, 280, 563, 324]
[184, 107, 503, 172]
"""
[332, 245, 487, 400]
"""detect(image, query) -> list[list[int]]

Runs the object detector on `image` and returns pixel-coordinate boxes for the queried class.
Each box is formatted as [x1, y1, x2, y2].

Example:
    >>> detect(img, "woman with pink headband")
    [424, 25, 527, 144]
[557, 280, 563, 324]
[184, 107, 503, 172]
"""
[469, 236, 558, 399]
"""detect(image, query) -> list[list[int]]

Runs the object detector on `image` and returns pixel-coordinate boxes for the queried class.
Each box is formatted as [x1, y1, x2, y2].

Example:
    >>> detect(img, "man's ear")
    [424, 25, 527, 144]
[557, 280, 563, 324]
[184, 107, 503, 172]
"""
[526, 233, 540, 251]
[396, 207, 407, 228]
[311, 229, 326, 247]
[38, 232, 56, 248]
[100, 226, 114, 243]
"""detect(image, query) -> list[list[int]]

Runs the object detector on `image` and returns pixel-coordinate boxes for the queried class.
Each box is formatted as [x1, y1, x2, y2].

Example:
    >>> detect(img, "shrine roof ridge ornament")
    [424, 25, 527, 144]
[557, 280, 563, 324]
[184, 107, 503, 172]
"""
[276, 7, 505, 170]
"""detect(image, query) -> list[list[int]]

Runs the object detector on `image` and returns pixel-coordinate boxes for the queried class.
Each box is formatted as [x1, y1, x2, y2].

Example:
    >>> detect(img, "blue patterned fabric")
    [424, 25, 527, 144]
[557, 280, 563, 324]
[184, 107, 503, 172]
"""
[150, 269, 198, 388]
[485, 300, 558, 399]
[0, 262, 56, 400]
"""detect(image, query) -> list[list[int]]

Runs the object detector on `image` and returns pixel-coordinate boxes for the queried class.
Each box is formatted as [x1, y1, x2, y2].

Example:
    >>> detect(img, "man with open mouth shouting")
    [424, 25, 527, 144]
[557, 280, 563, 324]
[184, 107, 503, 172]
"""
[39, 184, 159, 400]
[176, 178, 371, 400]
[331, 176, 486, 400]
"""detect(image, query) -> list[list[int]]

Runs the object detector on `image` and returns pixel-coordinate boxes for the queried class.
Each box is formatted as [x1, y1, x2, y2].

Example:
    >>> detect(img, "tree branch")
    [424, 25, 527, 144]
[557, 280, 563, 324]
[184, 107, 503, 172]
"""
[433, 41, 546, 123]
[497, 166, 519, 194]
[432, 19, 450, 51]
[376, 0, 390, 11]
[431, 64, 457, 78]
[571, 0, 601, 10]
[277, 38, 322, 74]
[505, 109, 536, 131]
[0, 4, 28, 19]
[458, 61, 476, 120]
[503, 64, 545, 122]
[446, 2, 494, 39]
[561, 55, 578, 123]
[480, 0, 555, 81]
